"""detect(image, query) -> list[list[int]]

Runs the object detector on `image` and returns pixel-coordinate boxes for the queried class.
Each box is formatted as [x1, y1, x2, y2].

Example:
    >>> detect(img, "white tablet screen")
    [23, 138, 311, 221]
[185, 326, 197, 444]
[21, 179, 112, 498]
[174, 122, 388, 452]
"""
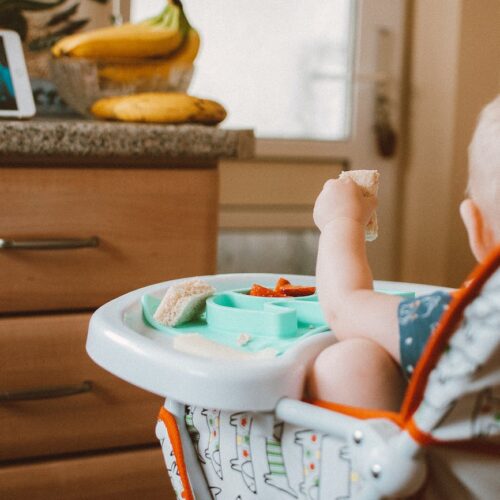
[0, 38, 18, 111]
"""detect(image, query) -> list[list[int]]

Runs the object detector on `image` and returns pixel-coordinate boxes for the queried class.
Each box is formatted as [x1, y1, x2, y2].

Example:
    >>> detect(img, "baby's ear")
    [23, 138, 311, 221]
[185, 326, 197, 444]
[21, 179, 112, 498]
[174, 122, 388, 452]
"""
[460, 199, 495, 262]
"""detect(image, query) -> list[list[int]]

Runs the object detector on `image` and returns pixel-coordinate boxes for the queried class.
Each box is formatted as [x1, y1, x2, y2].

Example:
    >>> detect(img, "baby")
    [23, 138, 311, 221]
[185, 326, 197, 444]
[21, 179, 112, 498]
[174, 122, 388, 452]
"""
[308, 95, 500, 411]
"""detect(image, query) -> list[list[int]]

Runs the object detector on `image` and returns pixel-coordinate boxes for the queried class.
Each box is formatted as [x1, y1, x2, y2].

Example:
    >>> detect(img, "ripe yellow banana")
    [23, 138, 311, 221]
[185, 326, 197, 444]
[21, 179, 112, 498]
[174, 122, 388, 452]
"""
[91, 92, 227, 125]
[98, 29, 200, 84]
[90, 96, 124, 120]
[52, 1, 189, 59]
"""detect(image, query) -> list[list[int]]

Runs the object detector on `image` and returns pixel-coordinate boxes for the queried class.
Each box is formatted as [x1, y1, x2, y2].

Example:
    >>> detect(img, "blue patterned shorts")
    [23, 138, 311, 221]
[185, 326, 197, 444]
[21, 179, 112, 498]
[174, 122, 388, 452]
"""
[398, 291, 452, 379]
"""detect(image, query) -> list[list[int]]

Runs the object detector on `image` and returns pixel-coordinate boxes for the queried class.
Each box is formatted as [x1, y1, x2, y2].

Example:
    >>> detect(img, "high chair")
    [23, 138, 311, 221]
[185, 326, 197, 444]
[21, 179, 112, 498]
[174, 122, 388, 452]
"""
[87, 248, 500, 499]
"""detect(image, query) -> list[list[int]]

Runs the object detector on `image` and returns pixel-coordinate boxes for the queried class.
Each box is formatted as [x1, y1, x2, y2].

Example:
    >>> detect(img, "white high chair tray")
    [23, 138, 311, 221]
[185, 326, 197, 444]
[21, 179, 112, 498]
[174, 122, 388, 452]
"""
[87, 273, 448, 412]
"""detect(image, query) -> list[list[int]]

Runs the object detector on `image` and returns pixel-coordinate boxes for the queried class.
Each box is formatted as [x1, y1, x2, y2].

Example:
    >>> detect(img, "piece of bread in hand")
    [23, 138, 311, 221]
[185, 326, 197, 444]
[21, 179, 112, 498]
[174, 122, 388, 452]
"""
[338, 169, 380, 241]
[153, 279, 216, 327]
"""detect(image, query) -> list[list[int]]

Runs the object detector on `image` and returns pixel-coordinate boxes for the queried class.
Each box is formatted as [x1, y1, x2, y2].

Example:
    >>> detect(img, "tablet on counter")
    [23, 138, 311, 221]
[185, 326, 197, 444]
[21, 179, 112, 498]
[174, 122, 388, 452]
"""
[0, 30, 36, 119]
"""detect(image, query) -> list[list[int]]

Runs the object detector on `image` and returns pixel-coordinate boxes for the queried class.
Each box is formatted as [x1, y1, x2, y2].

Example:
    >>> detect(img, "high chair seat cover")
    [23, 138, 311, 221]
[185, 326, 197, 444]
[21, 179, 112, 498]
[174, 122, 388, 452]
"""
[157, 407, 380, 499]
[403, 250, 500, 498]
[154, 248, 500, 500]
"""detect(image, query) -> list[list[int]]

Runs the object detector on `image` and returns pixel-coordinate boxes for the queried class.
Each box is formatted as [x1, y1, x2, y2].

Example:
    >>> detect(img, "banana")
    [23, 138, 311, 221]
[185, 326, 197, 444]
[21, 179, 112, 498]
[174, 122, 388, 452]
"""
[51, 1, 190, 59]
[90, 96, 124, 120]
[91, 92, 227, 125]
[98, 29, 200, 84]
[51, 25, 183, 59]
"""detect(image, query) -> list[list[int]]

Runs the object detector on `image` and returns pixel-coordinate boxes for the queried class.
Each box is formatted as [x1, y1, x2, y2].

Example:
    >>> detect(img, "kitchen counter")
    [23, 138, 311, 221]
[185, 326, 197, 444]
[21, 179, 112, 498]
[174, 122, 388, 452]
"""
[0, 118, 254, 166]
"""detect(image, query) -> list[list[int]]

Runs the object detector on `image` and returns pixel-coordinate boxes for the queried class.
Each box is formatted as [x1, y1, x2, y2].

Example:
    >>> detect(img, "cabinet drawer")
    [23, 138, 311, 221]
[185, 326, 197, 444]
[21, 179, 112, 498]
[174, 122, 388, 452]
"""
[0, 446, 174, 500]
[0, 167, 218, 313]
[0, 313, 163, 462]
[219, 160, 342, 229]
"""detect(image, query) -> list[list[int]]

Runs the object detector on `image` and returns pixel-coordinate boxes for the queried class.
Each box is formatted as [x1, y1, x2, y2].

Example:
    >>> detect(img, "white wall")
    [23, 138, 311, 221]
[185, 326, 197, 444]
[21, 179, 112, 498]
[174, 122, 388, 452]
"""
[400, 0, 500, 287]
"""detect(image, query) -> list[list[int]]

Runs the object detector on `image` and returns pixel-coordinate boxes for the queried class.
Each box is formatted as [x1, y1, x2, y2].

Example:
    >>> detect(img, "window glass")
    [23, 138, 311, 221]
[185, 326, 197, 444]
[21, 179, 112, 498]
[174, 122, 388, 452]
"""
[131, 0, 355, 141]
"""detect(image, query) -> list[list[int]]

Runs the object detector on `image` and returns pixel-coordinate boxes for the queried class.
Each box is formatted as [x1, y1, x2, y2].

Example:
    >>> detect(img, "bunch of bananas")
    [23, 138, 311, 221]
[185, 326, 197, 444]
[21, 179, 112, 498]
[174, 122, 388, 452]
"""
[52, 1, 226, 126]
[51, 0, 200, 84]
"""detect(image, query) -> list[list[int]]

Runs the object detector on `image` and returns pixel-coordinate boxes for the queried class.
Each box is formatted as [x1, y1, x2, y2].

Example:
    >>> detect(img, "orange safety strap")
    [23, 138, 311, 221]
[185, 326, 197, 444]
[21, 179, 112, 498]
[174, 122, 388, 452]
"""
[406, 417, 500, 455]
[158, 406, 195, 500]
[312, 401, 500, 454]
[312, 398, 404, 428]
[404, 417, 438, 447]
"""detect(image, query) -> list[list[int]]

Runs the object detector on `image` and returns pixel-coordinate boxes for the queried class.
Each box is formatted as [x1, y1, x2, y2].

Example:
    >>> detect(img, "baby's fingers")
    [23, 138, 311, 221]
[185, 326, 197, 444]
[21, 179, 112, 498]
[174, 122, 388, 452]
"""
[365, 194, 378, 211]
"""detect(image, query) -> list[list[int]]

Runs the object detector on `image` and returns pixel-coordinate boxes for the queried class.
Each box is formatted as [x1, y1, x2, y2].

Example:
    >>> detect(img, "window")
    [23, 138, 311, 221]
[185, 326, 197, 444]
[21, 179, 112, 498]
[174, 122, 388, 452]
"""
[131, 0, 355, 142]
[131, 0, 405, 164]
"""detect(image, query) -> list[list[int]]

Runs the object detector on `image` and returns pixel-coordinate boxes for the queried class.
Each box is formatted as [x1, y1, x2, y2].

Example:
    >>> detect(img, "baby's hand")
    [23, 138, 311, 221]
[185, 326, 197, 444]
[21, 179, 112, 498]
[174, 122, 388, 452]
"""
[313, 177, 377, 231]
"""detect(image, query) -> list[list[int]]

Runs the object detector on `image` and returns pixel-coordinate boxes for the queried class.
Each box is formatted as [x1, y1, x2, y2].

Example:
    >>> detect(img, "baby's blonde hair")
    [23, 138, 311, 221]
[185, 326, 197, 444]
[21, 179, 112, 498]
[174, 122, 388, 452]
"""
[468, 95, 500, 238]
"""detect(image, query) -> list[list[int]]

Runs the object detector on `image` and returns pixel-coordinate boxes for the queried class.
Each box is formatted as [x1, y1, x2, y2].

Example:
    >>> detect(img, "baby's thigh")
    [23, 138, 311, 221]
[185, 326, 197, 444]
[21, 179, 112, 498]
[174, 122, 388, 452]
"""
[308, 338, 406, 410]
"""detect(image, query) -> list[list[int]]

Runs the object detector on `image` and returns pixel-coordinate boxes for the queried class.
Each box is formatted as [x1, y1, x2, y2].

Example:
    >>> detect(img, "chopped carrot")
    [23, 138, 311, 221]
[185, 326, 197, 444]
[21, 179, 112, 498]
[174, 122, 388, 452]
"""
[248, 278, 315, 297]
[278, 284, 316, 297]
[274, 277, 291, 291]
[249, 284, 287, 297]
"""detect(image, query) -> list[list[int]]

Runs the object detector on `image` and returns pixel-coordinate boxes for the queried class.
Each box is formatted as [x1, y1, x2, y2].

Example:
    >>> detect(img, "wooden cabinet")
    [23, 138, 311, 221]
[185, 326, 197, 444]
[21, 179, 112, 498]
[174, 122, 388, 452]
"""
[0, 447, 172, 500]
[0, 164, 218, 498]
[0, 167, 218, 313]
[219, 159, 343, 229]
[0, 313, 161, 461]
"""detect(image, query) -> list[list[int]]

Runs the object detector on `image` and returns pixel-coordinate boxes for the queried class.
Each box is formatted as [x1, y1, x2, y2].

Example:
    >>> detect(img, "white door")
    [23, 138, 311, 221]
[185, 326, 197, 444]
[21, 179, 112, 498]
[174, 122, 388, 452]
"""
[131, 0, 407, 280]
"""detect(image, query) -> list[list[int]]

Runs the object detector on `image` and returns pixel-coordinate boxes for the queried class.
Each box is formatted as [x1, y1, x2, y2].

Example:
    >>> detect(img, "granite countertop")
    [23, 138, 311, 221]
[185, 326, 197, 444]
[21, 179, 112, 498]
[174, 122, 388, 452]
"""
[0, 118, 254, 162]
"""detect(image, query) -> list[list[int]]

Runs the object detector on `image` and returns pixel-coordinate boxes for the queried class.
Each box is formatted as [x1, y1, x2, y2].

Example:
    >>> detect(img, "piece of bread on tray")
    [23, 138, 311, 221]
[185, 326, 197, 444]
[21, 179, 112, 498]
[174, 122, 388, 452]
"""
[339, 169, 379, 241]
[153, 279, 215, 327]
[173, 333, 277, 360]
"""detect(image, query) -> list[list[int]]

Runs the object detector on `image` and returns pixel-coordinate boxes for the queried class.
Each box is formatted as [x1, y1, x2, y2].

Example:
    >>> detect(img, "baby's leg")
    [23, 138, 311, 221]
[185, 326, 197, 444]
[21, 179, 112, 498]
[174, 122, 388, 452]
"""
[307, 338, 406, 411]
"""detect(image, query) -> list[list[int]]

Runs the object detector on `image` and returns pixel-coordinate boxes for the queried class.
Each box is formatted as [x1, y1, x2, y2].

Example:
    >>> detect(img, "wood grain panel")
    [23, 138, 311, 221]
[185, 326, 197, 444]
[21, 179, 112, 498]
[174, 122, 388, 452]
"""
[0, 167, 218, 313]
[219, 160, 342, 206]
[219, 206, 316, 229]
[0, 313, 163, 461]
[0, 447, 175, 500]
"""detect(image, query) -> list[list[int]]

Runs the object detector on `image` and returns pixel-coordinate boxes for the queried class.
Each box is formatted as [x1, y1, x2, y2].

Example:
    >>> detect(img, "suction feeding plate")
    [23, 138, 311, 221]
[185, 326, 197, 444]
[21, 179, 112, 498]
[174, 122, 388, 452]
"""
[142, 289, 329, 355]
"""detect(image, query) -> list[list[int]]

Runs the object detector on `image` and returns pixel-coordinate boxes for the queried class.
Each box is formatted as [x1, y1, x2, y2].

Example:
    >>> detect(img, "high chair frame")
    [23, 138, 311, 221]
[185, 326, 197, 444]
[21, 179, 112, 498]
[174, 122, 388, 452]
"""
[88, 248, 500, 500]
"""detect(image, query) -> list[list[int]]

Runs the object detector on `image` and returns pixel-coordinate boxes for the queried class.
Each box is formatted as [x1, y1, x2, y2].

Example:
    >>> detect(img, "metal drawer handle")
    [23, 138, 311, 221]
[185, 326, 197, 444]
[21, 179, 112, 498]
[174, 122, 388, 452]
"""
[0, 380, 93, 402]
[0, 236, 99, 250]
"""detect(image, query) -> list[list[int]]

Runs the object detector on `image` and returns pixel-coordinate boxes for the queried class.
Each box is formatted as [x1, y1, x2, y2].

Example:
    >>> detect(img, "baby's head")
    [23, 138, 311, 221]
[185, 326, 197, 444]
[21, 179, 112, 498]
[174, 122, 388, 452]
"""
[461, 95, 500, 261]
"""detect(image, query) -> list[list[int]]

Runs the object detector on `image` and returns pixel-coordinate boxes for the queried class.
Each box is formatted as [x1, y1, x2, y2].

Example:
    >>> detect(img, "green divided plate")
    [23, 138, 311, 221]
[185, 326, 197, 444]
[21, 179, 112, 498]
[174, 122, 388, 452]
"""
[142, 290, 329, 354]
[142, 287, 416, 355]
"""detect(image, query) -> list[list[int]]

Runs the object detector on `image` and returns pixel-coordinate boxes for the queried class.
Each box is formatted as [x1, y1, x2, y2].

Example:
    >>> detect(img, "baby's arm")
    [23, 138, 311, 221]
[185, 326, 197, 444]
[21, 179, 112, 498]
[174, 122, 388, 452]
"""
[314, 177, 402, 361]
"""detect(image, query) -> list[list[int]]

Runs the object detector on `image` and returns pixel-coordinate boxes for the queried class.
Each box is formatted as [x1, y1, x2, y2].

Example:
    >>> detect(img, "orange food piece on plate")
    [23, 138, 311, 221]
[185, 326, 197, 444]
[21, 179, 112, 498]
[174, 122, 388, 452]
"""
[274, 277, 291, 291]
[249, 279, 315, 297]
[249, 284, 287, 297]
[278, 284, 316, 297]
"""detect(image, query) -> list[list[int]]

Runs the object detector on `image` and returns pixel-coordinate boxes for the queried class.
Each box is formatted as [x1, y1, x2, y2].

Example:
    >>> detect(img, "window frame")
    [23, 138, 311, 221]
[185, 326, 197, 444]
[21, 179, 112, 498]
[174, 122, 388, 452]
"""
[255, 0, 406, 166]
[255, 0, 358, 160]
